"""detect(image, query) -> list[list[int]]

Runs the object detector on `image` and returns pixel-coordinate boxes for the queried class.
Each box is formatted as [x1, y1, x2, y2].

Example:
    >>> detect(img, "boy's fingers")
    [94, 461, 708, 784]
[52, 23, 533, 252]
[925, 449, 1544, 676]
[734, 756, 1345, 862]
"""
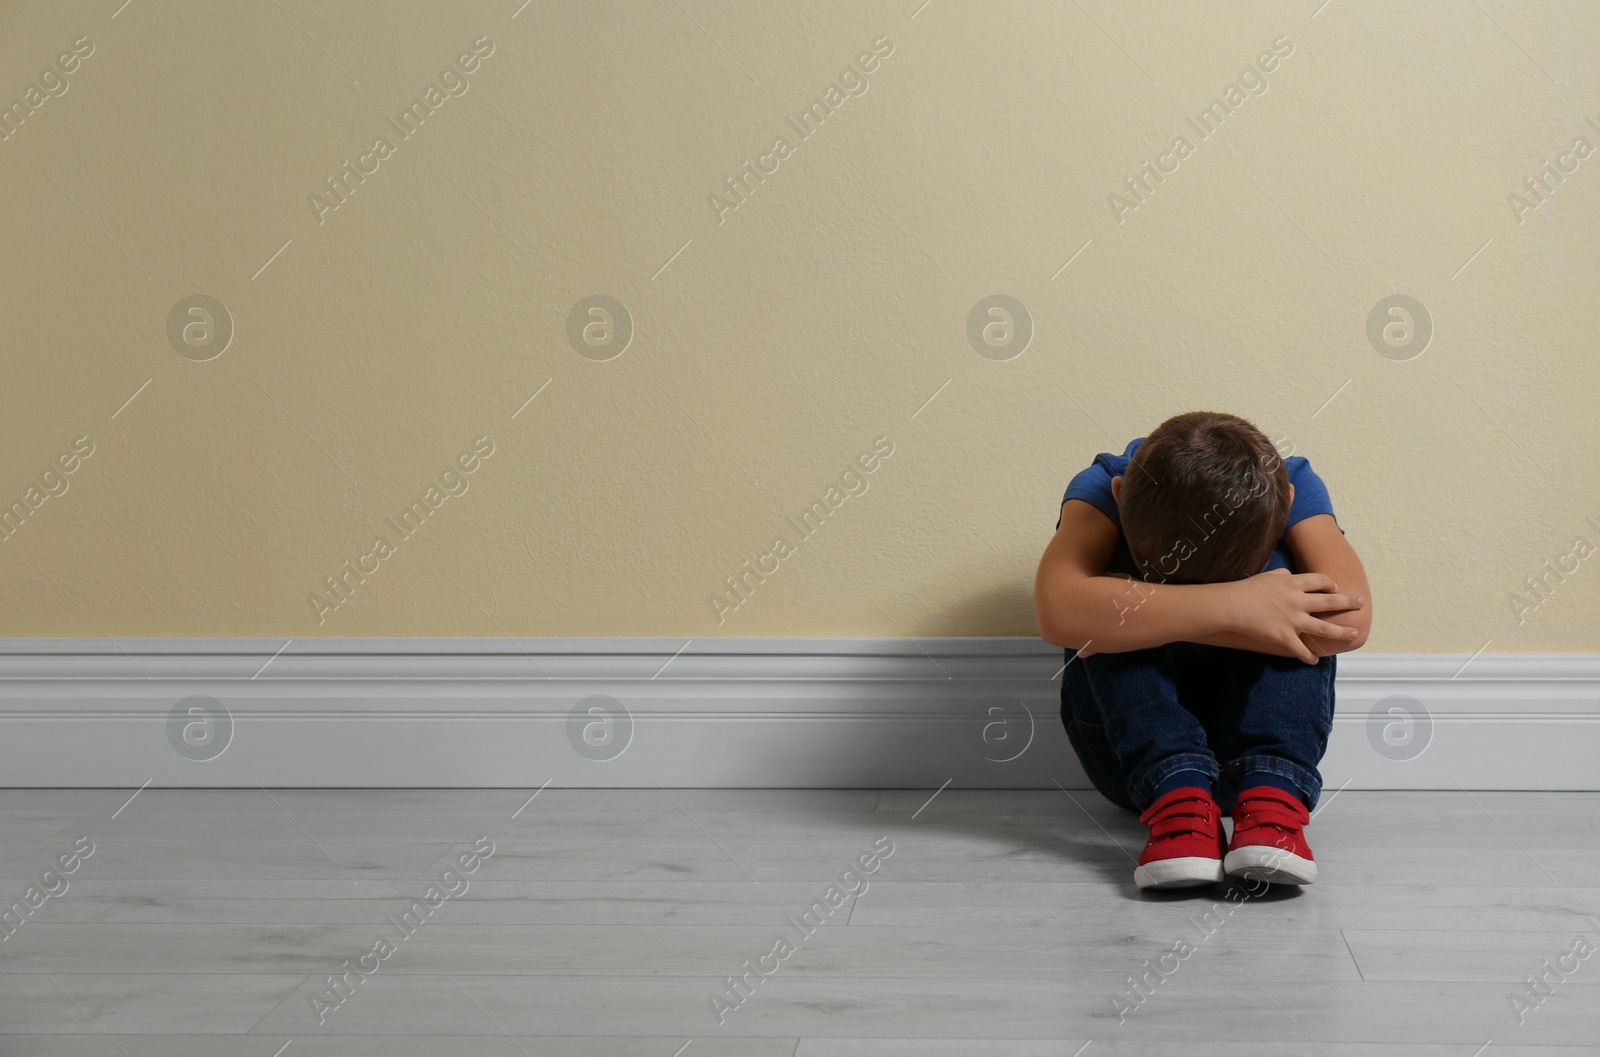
[1304, 592, 1357, 612]
[1307, 617, 1354, 640]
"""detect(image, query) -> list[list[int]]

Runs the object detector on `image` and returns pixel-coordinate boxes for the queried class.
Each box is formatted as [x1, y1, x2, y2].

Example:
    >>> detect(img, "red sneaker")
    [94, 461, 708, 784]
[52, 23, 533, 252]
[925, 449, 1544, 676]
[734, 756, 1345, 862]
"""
[1133, 786, 1227, 890]
[1224, 785, 1317, 885]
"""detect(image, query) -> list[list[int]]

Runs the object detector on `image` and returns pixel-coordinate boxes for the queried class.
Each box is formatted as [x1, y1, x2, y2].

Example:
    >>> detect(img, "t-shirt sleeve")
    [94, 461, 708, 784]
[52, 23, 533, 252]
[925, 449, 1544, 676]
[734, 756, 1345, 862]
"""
[1285, 455, 1342, 534]
[1060, 464, 1118, 531]
[1056, 441, 1138, 531]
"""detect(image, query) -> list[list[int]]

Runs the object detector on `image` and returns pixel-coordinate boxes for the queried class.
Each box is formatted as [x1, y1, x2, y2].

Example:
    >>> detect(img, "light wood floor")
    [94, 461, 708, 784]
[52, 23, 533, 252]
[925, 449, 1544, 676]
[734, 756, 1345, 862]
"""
[3, 787, 1599, 1054]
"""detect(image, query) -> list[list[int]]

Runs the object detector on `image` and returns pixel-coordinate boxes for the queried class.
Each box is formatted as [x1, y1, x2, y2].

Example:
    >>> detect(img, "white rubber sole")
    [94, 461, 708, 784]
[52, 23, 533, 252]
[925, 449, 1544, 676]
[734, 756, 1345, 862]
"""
[1133, 856, 1226, 890]
[1224, 846, 1317, 885]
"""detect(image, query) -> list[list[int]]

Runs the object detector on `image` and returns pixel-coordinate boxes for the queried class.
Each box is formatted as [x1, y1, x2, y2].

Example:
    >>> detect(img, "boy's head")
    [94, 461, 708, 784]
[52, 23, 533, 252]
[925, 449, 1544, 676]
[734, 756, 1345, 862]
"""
[1109, 411, 1293, 584]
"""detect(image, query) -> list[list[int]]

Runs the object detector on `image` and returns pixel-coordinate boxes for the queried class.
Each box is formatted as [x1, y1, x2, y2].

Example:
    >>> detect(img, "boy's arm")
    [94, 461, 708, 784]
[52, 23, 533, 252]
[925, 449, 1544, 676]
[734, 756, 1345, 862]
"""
[1037, 502, 1364, 664]
[1286, 513, 1372, 651]
[1185, 514, 1372, 657]
[1036, 500, 1239, 654]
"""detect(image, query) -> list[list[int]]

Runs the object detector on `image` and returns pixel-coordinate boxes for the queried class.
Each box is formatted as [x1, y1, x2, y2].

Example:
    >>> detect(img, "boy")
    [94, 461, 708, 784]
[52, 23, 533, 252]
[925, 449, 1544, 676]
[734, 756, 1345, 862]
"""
[1034, 411, 1371, 889]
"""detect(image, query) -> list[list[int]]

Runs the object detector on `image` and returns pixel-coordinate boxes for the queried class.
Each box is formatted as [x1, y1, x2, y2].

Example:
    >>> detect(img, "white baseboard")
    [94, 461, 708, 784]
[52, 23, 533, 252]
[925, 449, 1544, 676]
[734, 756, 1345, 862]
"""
[0, 638, 1594, 789]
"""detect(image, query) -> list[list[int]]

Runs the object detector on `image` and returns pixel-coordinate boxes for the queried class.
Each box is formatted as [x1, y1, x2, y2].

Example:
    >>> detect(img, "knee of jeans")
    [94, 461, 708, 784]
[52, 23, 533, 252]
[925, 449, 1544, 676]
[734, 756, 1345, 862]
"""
[1064, 716, 1134, 807]
[1059, 660, 1103, 726]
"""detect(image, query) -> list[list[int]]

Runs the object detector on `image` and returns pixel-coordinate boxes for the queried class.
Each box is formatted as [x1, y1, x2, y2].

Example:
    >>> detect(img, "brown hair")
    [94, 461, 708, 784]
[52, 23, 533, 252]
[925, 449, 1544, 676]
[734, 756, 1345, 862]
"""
[1117, 411, 1291, 584]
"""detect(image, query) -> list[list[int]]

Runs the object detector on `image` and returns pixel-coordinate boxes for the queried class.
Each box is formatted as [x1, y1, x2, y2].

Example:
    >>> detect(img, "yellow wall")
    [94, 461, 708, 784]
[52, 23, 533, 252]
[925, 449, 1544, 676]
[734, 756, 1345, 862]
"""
[2, 1, 1597, 648]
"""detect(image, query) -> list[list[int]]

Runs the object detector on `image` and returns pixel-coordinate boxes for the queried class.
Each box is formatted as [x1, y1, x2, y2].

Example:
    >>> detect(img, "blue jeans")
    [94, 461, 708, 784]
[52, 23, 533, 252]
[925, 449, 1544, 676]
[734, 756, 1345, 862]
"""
[1059, 542, 1337, 815]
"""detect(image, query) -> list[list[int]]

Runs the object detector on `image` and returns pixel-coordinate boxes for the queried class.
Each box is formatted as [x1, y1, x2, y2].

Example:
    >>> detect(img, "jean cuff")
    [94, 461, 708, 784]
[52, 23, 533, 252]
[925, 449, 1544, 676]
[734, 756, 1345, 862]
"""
[1130, 752, 1219, 813]
[1226, 754, 1322, 811]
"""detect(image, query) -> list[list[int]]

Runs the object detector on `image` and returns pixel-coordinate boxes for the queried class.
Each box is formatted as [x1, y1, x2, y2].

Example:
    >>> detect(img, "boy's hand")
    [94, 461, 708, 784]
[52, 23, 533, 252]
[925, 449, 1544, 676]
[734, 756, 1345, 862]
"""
[1225, 568, 1365, 664]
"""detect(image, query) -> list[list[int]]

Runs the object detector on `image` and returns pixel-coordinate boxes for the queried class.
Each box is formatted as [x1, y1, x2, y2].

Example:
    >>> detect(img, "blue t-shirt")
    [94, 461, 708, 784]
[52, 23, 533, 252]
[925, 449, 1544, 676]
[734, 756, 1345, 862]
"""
[1057, 438, 1341, 541]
